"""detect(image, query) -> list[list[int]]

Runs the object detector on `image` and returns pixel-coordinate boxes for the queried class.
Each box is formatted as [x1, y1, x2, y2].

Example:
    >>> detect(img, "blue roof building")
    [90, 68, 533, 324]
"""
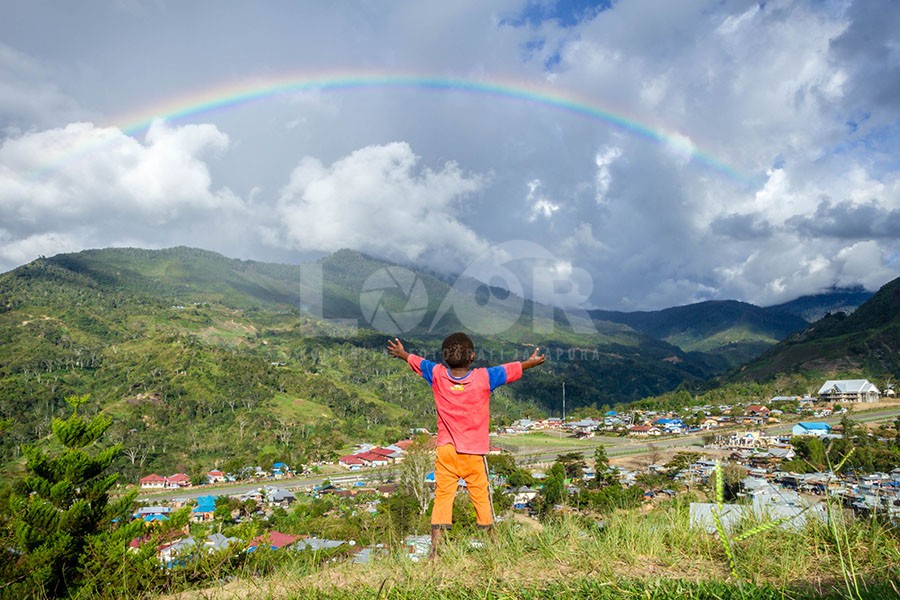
[792, 422, 832, 437]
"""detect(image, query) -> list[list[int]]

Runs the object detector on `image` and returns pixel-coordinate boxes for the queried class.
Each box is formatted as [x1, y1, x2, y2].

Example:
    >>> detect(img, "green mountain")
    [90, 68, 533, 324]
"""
[731, 276, 900, 382]
[768, 286, 873, 322]
[589, 300, 810, 368]
[0, 246, 721, 478]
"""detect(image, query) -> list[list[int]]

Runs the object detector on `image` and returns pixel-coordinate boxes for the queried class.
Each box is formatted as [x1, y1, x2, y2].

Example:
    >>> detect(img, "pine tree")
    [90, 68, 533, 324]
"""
[1, 395, 136, 598]
[592, 443, 616, 486]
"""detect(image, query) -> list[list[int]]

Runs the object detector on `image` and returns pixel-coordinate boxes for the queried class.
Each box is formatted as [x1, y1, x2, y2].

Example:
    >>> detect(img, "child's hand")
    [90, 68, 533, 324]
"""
[387, 338, 409, 361]
[522, 346, 546, 370]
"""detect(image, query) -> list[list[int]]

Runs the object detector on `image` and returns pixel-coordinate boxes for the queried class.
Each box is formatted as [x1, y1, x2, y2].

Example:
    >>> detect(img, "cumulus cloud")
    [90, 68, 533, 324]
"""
[0, 120, 245, 271]
[270, 142, 489, 272]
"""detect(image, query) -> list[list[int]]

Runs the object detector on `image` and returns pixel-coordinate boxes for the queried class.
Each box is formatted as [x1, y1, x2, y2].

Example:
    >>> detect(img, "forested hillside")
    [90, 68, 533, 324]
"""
[0, 247, 717, 479]
[590, 300, 811, 368]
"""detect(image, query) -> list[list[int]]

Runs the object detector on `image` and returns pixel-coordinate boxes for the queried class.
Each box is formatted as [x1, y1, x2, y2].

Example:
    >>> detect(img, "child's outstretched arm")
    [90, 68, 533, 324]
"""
[521, 347, 546, 370]
[387, 338, 410, 361]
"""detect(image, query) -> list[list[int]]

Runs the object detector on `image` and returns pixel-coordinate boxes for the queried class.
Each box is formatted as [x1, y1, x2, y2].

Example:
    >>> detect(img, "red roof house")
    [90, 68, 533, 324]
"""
[166, 473, 192, 488]
[139, 474, 167, 489]
[251, 531, 301, 550]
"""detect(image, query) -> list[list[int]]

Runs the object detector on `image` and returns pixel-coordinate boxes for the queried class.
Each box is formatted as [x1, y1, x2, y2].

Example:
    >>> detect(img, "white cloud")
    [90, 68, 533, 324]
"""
[525, 179, 560, 221]
[594, 146, 621, 203]
[0, 120, 245, 271]
[271, 142, 489, 272]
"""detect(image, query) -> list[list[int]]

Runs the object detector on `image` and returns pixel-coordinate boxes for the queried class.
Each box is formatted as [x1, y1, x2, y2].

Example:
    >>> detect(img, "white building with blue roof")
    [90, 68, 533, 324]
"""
[792, 422, 833, 437]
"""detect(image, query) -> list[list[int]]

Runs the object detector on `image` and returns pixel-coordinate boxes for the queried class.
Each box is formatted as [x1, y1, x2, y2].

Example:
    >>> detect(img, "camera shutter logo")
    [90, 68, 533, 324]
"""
[360, 266, 428, 334]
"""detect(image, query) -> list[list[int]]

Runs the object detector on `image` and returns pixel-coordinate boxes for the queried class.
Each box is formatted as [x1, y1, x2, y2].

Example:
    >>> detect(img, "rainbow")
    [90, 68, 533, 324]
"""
[36, 71, 754, 184]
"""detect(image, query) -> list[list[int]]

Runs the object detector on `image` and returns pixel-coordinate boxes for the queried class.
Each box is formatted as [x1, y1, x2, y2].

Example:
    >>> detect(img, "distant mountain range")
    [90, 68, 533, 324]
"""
[0, 246, 892, 474]
[590, 300, 811, 369]
[732, 277, 899, 382]
[769, 286, 874, 322]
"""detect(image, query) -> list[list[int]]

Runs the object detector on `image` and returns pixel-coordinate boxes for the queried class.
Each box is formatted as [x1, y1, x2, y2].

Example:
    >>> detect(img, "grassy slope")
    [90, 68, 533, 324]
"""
[161, 500, 900, 600]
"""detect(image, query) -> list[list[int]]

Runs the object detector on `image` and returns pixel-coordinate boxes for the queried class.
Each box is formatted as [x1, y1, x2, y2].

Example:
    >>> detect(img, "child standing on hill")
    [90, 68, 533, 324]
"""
[387, 332, 545, 556]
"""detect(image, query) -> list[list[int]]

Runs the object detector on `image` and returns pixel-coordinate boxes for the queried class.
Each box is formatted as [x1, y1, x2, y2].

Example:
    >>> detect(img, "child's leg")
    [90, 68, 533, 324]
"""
[460, 454, 494, 528]
[431, 444, 460, 528]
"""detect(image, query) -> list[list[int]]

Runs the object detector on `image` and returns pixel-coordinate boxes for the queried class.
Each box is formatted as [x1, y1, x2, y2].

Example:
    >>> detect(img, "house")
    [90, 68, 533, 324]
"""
[355, 452, 389, 467]
[339, 455, 366, 470]
[368, 447, 400, 461]
[191, 496, 217, 523]
[166, 473, 192, 488]
[792, 422, 833, 437]
[745, 405, 769, 417]
[205, 532, 240, 553]
[817, 379, 881, 403]
[504, 486, 539, 509]
[627, 425, 661, 436]
[653, 418, 685, 434]
[700, 418, 719, 430]
[770, 396, 799, 403]
[726, 431, 763, 448]
[248, 531, 301, 551]
[272, 462, 290, 478]
[139, 474, 167, 489]
[392, 439, 416, 451]
[264, 486, 296, 506]
[206, 470, 226, 484]
[158, 536, 196, 565]
[134, 506, 171, 523]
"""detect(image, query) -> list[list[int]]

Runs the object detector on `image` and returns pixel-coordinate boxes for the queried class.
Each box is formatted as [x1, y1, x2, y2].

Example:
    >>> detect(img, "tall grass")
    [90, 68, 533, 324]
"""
[156, 497, 899, 600]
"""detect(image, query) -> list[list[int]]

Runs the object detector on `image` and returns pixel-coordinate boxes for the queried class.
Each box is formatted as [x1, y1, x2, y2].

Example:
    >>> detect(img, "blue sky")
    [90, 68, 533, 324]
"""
[1, 0, 899, 310]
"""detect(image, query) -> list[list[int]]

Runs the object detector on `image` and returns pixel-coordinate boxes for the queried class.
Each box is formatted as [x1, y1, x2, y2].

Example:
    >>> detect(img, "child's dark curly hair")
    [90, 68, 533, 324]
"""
[441, 332, 475, 369]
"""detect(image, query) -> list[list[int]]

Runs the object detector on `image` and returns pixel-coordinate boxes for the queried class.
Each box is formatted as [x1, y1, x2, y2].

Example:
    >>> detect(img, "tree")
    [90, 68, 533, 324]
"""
[592, 444, 617, 486]
[486, 452, 517, 478]
[507, 468, 535, 488]
[538, 463, 567, 513]
[555, 452, 586, 480]
[791, 436, 827, 469]
[398, 434, 434, 515]
[1, 395, 138, 598]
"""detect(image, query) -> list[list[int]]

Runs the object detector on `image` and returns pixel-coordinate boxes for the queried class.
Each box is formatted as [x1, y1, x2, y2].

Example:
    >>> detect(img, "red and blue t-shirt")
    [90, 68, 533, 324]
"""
[406, 354, 522, 455]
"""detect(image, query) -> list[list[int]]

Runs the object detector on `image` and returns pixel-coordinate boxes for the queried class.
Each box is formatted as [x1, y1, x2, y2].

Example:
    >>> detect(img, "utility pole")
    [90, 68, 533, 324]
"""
[562, 382, 566, 422]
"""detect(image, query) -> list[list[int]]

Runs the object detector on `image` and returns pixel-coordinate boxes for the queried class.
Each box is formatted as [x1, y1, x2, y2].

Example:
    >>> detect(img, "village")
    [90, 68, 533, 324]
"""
[129, 379, 900, 565]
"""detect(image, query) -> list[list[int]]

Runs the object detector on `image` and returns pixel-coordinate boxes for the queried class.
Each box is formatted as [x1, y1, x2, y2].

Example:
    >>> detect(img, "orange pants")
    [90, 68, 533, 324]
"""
[431, 444, 494, 528]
